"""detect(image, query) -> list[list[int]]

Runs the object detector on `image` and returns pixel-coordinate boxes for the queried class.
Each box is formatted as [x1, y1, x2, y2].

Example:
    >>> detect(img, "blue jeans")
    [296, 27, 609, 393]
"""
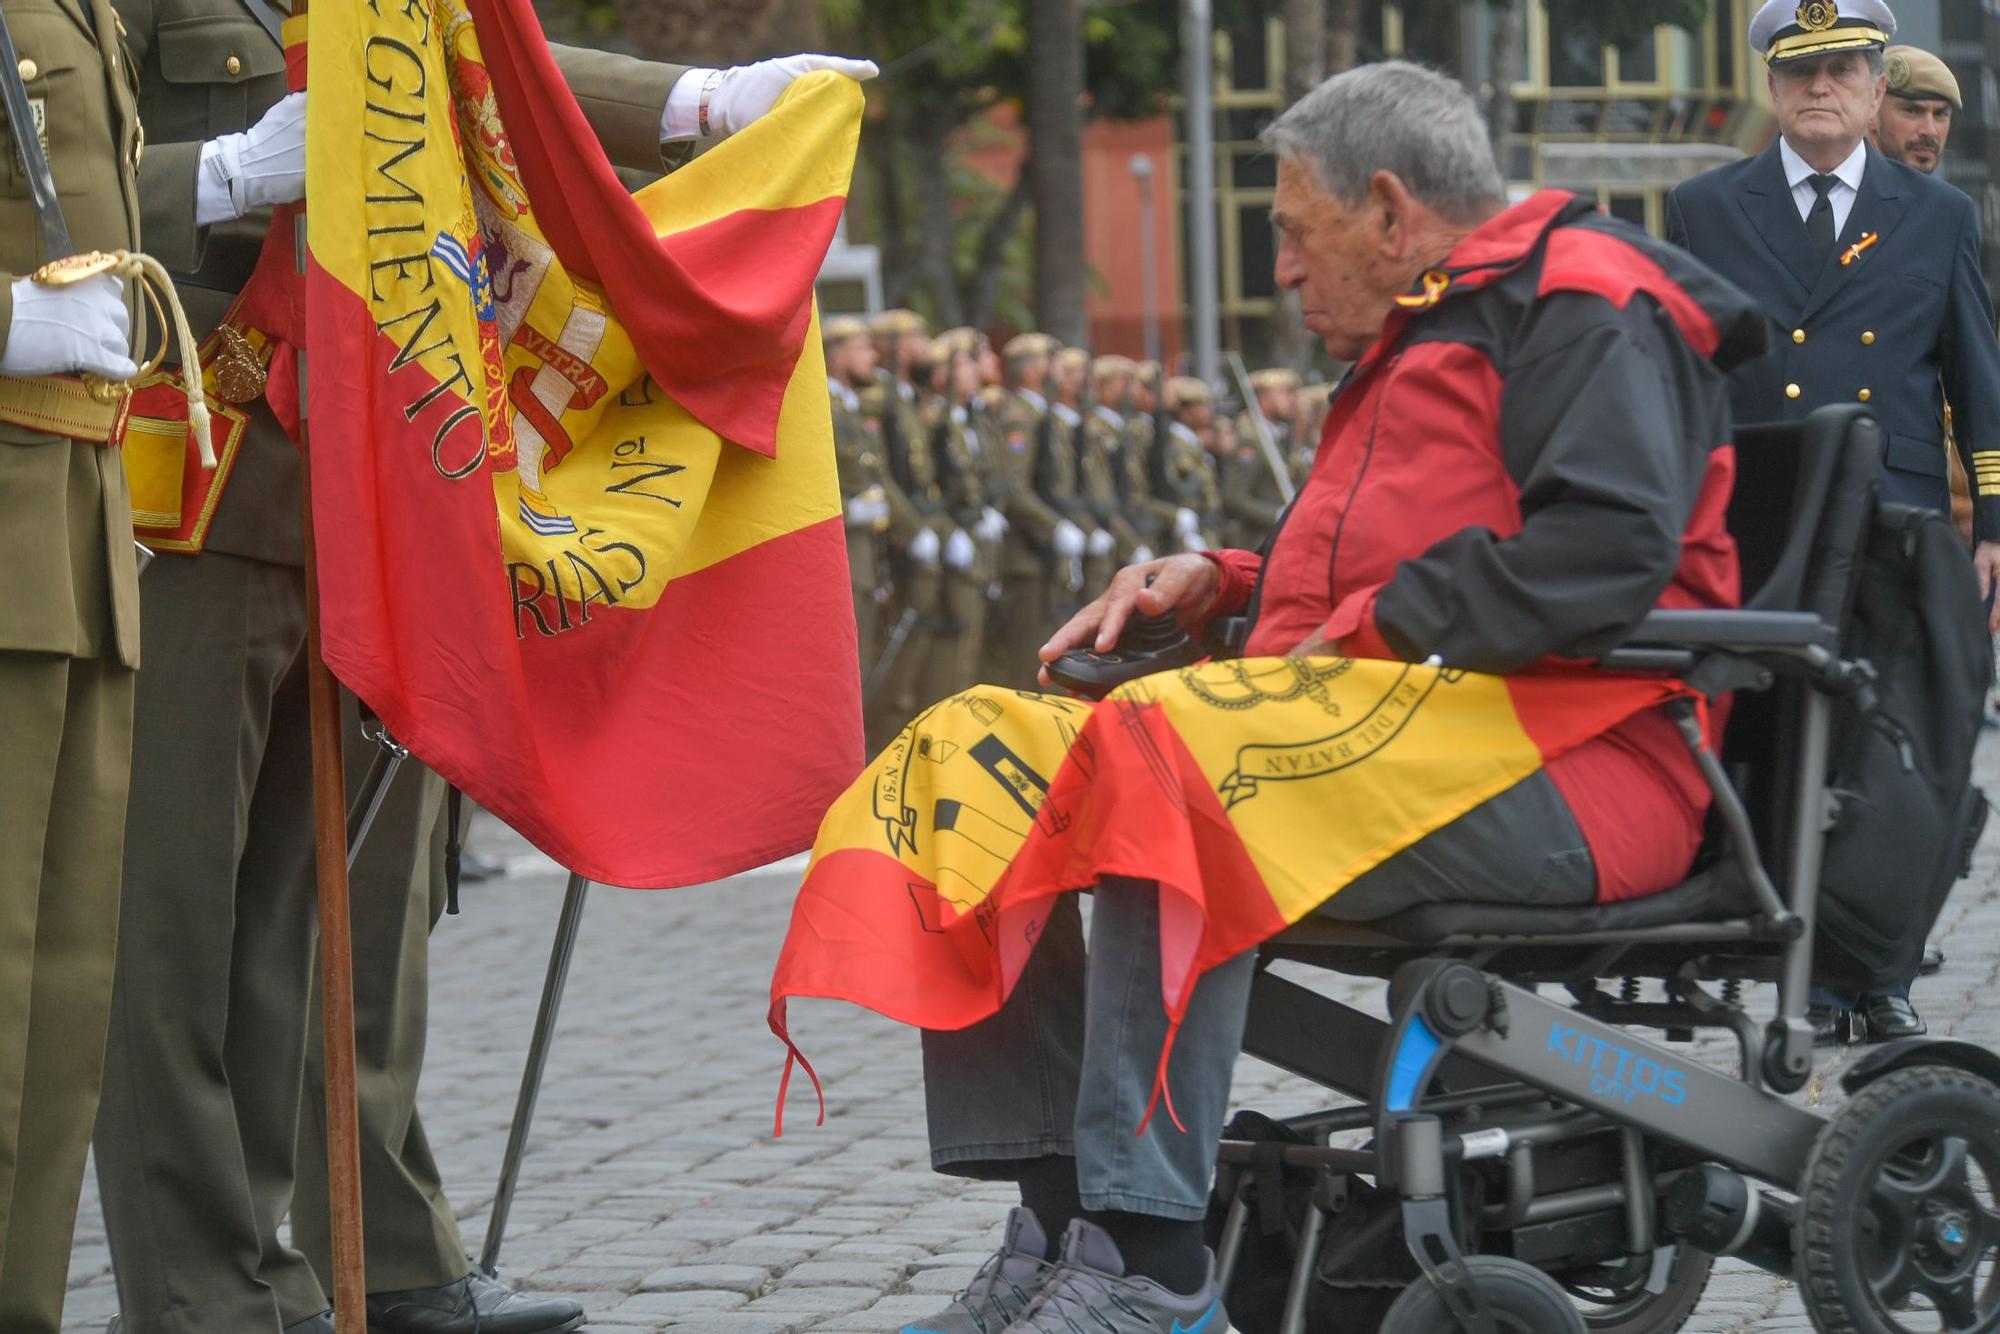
[919, 772, 1595, 1220]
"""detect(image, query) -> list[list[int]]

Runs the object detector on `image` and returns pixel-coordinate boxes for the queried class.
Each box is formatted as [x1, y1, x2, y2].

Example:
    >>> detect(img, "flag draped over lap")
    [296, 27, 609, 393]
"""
[297, 0, 865, 886]
[769, 659, 1681, 1121]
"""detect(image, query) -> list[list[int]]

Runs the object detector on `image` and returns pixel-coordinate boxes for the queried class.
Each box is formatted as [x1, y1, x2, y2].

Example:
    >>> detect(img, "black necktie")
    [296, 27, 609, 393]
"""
[1807, 174, 1839, 257]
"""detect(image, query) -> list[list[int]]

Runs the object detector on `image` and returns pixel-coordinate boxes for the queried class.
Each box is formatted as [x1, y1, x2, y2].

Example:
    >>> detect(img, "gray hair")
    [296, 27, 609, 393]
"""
[1261, 61, 1506, 223]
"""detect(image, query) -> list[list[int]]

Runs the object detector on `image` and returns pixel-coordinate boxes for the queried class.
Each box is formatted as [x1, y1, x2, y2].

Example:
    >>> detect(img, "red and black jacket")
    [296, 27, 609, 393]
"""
[1209, 191, 1769, 673]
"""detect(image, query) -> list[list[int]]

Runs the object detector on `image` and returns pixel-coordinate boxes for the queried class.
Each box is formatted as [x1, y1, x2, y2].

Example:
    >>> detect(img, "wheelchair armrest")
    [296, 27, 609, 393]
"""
[1614, 609, 1833, 651]
[1204, 615, 1251, 658]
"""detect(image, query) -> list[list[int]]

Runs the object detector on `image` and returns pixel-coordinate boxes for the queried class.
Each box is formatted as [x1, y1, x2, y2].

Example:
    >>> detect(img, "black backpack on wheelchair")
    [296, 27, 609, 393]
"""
[1082, 406, 2000, 1334]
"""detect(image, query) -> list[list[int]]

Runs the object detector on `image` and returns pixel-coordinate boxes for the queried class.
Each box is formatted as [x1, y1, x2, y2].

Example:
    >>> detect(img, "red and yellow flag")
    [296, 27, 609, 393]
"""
[297, 0, 865, 886]
[769, 661, 1680, 1122]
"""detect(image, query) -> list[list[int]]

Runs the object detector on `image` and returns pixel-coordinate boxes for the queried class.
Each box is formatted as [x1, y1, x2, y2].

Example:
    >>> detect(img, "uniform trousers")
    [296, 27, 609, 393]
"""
[293, 721, 468, 1294]
[987, 572, 1051, 691]
[94, 552, 325, 1333]
[0, 651, 131, 1333]
[921, 772, 1594, 1217]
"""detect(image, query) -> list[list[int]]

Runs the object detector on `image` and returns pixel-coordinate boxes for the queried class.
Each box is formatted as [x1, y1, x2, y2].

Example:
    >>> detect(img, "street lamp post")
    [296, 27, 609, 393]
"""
[1130, 153, 1162, 367]
[1182, 0, 1220, 386]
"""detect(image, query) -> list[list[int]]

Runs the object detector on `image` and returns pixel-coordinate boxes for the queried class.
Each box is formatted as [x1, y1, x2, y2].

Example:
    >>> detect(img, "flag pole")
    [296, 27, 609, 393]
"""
[293, 0, 371, 1318]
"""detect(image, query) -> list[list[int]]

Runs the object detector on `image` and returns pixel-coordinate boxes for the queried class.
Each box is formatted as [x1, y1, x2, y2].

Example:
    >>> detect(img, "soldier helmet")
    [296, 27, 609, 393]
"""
[1166, 377, 1212, 409]
[869, 308, 929, 338]
[822, 314, 870, 346]
[1249, 368, 1302, 393]
[1003, 332, 1060, 362]
[1750, 0, 1894, 65]
[1885, 45, 1961, 108]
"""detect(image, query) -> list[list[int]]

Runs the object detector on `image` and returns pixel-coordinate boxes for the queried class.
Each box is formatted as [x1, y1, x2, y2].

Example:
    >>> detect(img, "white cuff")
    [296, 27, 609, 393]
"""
[195, 140, 238, 227]
[661, 68, 712, 142]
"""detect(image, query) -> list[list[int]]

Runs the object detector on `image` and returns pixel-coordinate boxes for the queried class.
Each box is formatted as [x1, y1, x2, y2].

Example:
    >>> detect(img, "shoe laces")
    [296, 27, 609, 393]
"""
[1016, 1264, 1156, 1334]
[951, 1248, 1055, 1334]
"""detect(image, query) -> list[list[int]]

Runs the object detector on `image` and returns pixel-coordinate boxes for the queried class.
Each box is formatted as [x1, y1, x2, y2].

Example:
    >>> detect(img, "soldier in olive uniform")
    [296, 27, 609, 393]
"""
[0, 4, 142, 1328]
[864, 309, 952, 717]
[925, 329, 1004, 699]
[1121, 361, 1180, 557]
[827, 315, 890, 674]
[97, 8, 873, 1330]
[1164, 376, 1222, 549]
[1082, 354, 1145, 571]
[989, 334, 1075, 683]
[1221, 367, 1298, 550]
[1048, 347, 1114, 596]
[1293, 381, 1331, 488]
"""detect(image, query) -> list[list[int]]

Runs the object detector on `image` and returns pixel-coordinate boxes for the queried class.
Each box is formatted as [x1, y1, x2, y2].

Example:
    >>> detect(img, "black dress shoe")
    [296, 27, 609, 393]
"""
[1921, 943, 1946, 975]
[286, 1315, 335, 1334]
[1809, 1002, 1857, 1045]
[1861, 993, 1927, 1041]
[367, 1273, 584, 1334]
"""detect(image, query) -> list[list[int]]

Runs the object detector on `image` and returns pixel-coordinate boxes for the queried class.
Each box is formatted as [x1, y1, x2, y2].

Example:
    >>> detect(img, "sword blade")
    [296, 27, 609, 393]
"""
[0, 6, 73, 260]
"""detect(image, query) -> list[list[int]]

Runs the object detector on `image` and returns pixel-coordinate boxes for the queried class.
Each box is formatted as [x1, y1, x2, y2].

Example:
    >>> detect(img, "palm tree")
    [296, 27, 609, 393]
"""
[1025, 0, 1087, 344]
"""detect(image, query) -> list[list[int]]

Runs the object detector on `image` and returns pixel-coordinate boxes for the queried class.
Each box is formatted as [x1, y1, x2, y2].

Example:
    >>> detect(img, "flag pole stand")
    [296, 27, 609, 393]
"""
[294, 153, 370, 1327]
[479, 870, 592, 1276]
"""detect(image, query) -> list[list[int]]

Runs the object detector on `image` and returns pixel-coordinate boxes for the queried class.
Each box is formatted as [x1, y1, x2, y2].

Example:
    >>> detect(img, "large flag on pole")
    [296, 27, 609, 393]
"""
[296, 0, 866, 887]
[768, 662, 1685, 1126]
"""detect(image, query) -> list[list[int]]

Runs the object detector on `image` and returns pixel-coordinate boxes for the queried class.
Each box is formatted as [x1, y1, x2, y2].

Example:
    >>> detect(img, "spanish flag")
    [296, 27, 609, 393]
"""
[298, 0, 865, 886]
[769, 661, 1680, 1125]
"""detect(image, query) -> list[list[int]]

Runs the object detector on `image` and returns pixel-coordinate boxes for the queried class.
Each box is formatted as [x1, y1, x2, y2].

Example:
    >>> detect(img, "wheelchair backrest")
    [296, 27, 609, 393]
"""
[1719, 406, 1881, 879]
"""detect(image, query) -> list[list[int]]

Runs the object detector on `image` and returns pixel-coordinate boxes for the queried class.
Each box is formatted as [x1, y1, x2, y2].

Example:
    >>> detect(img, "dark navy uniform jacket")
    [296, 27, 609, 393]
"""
[1667, 139, 2000, 541]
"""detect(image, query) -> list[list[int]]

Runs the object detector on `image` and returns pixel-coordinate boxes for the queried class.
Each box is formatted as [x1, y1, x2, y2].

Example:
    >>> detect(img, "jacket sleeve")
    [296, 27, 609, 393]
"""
[549, 44, 688, 173]
[1937, 192, 2000, 543]
[1364, 293, 1709, 673]
[1664, 185, 1691, 252]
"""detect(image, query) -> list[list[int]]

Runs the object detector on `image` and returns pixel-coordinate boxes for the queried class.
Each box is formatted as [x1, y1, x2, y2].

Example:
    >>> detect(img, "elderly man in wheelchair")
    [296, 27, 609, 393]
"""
[770, 58, 2000, 1334]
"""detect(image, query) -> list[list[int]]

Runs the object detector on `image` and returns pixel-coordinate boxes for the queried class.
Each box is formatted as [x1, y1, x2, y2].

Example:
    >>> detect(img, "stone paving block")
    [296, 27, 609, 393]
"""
[742, 1287, 881, 1316]
[773, 1261, 909, 1289]
[638, 1263, 774, 1295]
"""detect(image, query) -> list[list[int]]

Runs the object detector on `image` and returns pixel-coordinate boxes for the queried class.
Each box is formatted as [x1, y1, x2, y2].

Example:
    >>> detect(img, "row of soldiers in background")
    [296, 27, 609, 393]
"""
[825, 310, 1334, 745]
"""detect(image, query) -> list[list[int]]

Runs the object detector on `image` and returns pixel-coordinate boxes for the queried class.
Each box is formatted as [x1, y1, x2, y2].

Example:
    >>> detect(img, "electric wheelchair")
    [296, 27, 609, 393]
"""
[1059, 405, 2000, 1333]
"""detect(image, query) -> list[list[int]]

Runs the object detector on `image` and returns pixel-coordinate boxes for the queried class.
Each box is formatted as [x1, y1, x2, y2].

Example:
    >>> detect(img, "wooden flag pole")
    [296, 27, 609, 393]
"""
[292, 1, 371, 1319]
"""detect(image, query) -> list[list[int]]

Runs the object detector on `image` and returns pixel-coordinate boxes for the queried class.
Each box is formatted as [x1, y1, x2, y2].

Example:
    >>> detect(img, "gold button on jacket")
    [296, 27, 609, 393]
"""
[1786, 383, 1802, 400]
[223, 52, 239, 74]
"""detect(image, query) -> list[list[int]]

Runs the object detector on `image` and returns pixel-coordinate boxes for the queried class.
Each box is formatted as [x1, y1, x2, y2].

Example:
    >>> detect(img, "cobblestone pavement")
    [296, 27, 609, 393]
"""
[64, 741, 2000, 1333]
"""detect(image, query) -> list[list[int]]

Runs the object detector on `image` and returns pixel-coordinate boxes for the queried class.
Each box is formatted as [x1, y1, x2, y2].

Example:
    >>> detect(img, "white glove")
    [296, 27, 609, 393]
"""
[944, 528, 976, 572]
[201, 92, 306, 222]
[670, 55, 880, 141]
[1181, 531, 1210, 554]
[1130, 545, 1155, 566]
[1, 273, 136, 379]
[1174, 507, 1201, 539]
[844, 493, 888, 528]
[909, 526, 942, 567]
[1052, 519, 1086, 559]
[979, 505, 1009, 541]
[1088, 528, 1115, 558]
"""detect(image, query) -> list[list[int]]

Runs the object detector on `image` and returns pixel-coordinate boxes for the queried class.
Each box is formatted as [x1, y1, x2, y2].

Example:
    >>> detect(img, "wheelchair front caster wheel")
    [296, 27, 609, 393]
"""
[1380, 1256, 1586, 1333]
[1797, 1064, 2000, 1333]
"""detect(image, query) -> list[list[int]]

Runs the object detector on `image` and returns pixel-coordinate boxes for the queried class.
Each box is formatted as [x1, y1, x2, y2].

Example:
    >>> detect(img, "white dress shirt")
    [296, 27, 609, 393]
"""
[1780, 137, 1868, 240]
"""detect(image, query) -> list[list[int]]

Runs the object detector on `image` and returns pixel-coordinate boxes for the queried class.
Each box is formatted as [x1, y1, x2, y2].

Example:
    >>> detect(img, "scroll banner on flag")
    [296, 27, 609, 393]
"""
[295, 0, 867, 887]
[768, 659, 1684, 1127]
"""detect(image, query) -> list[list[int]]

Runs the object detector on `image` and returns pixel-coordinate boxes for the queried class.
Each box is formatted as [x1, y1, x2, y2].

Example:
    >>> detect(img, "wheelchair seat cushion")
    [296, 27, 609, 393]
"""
[1303, 864, 1745, 945]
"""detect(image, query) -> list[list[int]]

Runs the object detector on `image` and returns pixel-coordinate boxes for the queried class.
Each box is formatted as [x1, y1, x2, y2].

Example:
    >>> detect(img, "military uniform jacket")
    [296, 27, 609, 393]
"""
[1667, 140, 2000, 540]
[934, 403, 987, 529]
[117, 0, 688, 565]
[861, 375, 945, 540]
[1080, 405, 1138, 554]
[0, 0, 143, 666]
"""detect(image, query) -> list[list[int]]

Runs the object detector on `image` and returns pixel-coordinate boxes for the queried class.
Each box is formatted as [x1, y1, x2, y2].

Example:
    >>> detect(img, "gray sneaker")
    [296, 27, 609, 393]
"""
[901, 1207, 1057, 1334]
[1012, 1219, 1229, 1334]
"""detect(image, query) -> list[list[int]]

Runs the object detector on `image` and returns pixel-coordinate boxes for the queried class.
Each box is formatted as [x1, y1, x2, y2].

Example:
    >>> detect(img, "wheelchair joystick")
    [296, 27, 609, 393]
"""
[1045, 606, 1206, 700]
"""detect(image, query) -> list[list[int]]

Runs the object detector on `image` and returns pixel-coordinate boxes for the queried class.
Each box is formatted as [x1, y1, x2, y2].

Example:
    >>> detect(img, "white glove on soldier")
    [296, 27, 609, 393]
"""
[944, 528, 976, 572]
[1088, 528, 1115, 558]
[844, 492, 888, 528]
[1130, 545, 1155, 566]
[199, 92, 306, 224]
[1182, 531, 1210, 554]
[1, 273, 136, 379]
[1052, 519, 1086, 559]
[979, 506, 1009, 541]
[664, 55, 879, 142]
[1174, 507, 1201, 540]
[909, 526, 942, 568]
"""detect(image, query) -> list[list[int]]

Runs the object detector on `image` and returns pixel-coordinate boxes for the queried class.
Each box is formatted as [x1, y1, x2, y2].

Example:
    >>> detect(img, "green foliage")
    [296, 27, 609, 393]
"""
[1542, 0, 1711, 51]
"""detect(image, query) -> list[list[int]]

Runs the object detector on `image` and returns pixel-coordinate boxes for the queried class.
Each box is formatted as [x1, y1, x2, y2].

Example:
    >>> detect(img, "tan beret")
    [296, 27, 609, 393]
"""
[1299, 381, 1334, 405]
[1092, 354, 1137, 379]
[1885, 46, 1961, 109]
[1249, 368, 1302, 393]
[869, 308, 929, 338]
[1003, 332, 1059, 361]
[1133, 360, 1163, 386]
[1052, 347, 1090, 376]
[822, 314, 869, 345]
[1166, 376, 1212, 409]
[934, 327, 982, 358]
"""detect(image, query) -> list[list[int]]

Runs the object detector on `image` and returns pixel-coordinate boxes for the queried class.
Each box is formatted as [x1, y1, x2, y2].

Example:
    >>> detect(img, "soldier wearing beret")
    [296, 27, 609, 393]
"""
[1668, 0, 2000, 1046]
[826, 316, 891, 675]
[987, 334, 1071, 682]
[1222, 368, 1299, 550]
[926, 329, 1005, 699]
[1165, 377, 1223, 549]
[1046, 347, 1114, 596]
[1121, 361, 1195, 558]
[1876, 44, 1957, 174]
[0, 2, 142, 1326]
[1084, 355, 1148, 566]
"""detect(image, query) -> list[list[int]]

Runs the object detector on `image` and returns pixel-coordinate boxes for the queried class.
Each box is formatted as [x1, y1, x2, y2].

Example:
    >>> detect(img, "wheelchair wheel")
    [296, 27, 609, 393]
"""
[1379, 1256, 1586, 1333]
[1796, 1064, 2000, 1333]
[1556, 1245, 1713, 1334]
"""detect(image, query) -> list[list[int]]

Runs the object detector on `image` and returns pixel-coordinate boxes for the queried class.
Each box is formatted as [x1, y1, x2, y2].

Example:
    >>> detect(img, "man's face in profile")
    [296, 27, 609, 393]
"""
[1877, 93, 1953, 172]
[1770, 51, 1886, 160]
[1272, 158, 1401, 362]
